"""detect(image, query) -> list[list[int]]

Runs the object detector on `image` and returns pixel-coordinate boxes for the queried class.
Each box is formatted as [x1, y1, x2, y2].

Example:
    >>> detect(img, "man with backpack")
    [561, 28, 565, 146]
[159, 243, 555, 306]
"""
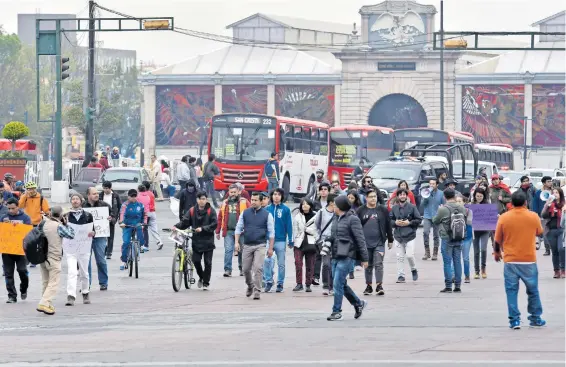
[433, 189, 472, 293]
[1, 198, 31, 303]
[19, 181, 50, 226]
[203, 154, 220, 208]
[265, 153, 280, 193]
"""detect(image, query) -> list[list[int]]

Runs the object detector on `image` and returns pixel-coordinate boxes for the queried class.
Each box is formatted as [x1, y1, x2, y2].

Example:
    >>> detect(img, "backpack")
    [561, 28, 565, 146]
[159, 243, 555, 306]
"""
[189, 206, 212, 218]
[23, 220, 48, 265]
[264, 160, 275, 177]
[447, 206, 466, 241]
[203, 162, 216, 181]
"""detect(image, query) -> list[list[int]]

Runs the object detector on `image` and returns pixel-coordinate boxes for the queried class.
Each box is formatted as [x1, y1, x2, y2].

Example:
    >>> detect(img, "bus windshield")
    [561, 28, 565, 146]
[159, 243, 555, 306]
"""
[329, 130, 393, 167]
[210, 125, 276, 162]
[393, 129, 449, 153]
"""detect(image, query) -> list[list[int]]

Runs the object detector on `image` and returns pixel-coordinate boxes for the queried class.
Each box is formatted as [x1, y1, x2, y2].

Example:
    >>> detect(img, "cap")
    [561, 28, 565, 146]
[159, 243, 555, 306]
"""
[127, 189, 138, 197]
[4, 173, 13, 179]
[316, 168, 324, 174]
[260, 191, 269, 198]
[491, 174, 500, 180]
[335, 195, 351, 212]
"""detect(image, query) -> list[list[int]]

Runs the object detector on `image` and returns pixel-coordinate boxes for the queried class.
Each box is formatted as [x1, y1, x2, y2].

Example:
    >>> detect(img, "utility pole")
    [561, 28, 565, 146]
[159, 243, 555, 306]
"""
[439, 0, 445, 131]
[86, 0, 96, 160]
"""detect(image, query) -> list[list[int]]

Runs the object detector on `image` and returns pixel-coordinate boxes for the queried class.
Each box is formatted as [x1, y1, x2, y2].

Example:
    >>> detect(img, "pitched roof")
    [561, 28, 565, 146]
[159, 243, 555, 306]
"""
[150, 44, 339, 75]
[226, 13, 353, 35]
[531, 10, 566, 26]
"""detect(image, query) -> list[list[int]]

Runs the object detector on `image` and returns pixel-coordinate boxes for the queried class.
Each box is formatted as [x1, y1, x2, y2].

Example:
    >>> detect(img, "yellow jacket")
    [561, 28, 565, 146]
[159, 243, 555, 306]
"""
[18, 194, 50, 225]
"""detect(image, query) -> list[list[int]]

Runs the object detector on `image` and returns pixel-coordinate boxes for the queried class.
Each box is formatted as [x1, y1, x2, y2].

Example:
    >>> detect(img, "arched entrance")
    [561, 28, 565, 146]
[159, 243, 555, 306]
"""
[368, 93, 428, 129]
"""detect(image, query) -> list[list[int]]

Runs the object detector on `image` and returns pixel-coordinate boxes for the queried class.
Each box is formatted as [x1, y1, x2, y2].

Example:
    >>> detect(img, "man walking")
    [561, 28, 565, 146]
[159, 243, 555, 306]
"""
[314, 194, 336, 295]
[326, 196, 369, 321]
[83, 187, 110, 291]
[235, 192, 274, 300]
[495, 191, 546, 329]
[263, 188, 293, 293]
[101, 181, 121, 260]
[203, 155, 220, 207]
[176, 156, 191, 191]
[1, 198, 31, 303]
[150, 154, 164, 201]
[175, 191, 217, 290]
[533, 176, 553, 255]
[390, 189, 422, 283]
[216, 184, 249, 277]
[357, 189, 393, 296]
[265, 152, 280, 193]
[422, 178, 444, 260]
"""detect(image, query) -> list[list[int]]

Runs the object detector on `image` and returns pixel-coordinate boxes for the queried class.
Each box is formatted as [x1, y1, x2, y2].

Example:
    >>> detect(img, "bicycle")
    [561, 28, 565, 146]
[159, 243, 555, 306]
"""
[169, 227, 196, 292]
[123, 224, 146, 279]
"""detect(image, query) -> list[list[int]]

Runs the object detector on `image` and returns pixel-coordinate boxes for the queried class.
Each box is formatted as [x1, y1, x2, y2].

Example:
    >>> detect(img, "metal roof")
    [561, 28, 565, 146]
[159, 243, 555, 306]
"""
[149, 44, 339, 75]
[226, 13, 353, 35]
[531, 10, 565, 26]
[457, 42, 565, 74]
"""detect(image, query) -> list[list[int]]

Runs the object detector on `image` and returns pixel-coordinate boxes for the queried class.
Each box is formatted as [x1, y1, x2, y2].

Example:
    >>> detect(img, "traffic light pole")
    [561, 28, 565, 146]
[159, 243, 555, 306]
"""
[86, 0, 96, 160]
[54, 21, 64, 181]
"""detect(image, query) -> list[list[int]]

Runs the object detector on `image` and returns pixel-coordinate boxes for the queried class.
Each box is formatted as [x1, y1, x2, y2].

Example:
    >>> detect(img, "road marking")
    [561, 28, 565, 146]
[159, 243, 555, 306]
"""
[3, 360, 564, 366]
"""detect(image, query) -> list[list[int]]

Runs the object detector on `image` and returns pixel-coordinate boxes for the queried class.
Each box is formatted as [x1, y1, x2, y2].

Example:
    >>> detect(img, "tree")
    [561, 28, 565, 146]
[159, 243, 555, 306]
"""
[3, 121, 30, 153]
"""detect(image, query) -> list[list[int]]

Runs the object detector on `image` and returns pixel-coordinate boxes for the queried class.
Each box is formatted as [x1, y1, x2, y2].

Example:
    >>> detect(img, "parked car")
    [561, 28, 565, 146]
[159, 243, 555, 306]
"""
[69, 167, 102, 197]
[95, 167, 152, 201]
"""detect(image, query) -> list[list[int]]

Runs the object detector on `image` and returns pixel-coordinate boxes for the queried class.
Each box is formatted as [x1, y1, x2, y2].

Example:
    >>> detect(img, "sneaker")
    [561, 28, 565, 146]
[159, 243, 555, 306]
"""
[203, 284, 209, 291]
[440, 287, 453, 293]
[509, 320, 521, 330]
[65, 296, 75, 306]
[120, 263, 126, 271]
[354, 299, 367, 319]
[474, 272, 480, 279]
[375, 284, 384, 296]
[561, 270, 566, 279]
[21, 292, 27, 301]
[543, 249, 550, 256]
[223, 270, 231, 277]
[276, 284, 283, 293]
[481, 271, 487, 279]
[312, 278, 320, 286]
[327, 312, 343, 321]
[553, 270, 560, 279]
[264, 283, 273, 293]
[6, 297, 16, 304]
[322, 289, 329, 296]
[30, 264, 36, 268]
[106, 255, 112, 260]
[464, 276, 470, 283]
[329, 290, 334, 296]
[453, 287, 462, 293]
[82, 293, 91, 304]
[529, 318, 547, 327]
[305, 285, 312, 293]
[157, 242, 164, 250]
[36, 304, 55, 315]
[198, 279, 203, 288]
[363, 285, 373, 295]
[253, 291, 261, 300]
[246, 287, 253, 297]
[349, 272, 355, 280]
[293, 284, 304, 292]
[100, 285, 108, 291]
[239, 270, 244, 276]
[396, 276, 406, 283]
[142, 246, 150, 253]
[411, 269, 419, 281]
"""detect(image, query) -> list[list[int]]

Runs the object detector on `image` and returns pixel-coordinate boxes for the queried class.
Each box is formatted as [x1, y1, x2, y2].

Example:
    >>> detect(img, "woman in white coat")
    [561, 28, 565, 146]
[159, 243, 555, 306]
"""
[292, 198, 318, 292]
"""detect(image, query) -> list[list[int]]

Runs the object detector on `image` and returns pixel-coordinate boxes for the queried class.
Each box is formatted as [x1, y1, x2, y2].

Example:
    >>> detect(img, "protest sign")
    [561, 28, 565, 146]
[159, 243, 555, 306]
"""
[466, 204, 498, 231]
[84, 207, 110, 238]
[63, 222, 94, 255]
[0, 223, 33, 255]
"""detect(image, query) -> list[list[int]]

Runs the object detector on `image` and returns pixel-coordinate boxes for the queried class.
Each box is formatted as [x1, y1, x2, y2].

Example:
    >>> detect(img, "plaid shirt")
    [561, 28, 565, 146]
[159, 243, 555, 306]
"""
[56, 223, 75, 239]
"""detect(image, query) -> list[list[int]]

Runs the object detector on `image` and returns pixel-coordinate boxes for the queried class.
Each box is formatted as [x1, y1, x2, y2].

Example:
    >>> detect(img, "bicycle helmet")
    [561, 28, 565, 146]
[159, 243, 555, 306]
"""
[24, 181, 38, 189]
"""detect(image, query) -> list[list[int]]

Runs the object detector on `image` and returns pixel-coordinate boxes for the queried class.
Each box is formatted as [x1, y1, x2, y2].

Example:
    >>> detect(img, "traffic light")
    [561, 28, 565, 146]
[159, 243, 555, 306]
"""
[61, 57, 70, 80]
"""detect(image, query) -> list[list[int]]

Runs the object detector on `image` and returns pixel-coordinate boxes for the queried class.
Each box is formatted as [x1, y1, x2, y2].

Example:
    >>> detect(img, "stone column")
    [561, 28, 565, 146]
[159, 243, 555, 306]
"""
[213, 73, 223, 114]
[454, 84, 462, 130]
[266, 73, 276, 115]
[524, 74, 534, 147]
[143, 84, 156, 158]
[334, 84, 341, 126]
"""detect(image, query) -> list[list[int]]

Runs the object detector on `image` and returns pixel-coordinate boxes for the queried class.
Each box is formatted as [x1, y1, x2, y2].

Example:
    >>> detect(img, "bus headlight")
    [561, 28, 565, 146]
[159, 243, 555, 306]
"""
[331, 171, 339, 182]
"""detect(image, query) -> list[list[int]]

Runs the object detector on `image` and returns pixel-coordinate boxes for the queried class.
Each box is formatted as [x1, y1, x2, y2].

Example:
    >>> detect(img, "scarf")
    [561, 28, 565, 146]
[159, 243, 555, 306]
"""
[549, 201, 564, 223]
[490, 183, 511, 194]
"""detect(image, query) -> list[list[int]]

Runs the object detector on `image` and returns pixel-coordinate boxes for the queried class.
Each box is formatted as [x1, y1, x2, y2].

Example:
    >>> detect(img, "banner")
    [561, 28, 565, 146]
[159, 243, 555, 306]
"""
[84, 207, 110, 238]
[466, 204, 499, 231]
[63, 222, 94, 255]
[0, 223, 33, 255]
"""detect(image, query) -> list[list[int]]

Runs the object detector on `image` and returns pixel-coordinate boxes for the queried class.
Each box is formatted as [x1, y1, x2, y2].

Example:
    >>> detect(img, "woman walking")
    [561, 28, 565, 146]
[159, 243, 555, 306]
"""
[541, 187, 565, 278]
[456, 195, 473, 283]
[292, 198, 318, 292]
[471, 189, 490, 279]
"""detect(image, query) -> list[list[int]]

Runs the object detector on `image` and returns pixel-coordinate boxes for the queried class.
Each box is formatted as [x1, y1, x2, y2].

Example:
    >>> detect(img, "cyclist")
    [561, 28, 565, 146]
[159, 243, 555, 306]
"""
[119, 189, 146, 271]
[19, 181, 50, 226]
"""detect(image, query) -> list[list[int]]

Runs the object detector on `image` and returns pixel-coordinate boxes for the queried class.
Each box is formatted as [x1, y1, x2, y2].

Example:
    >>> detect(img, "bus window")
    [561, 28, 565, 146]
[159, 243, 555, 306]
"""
[294, 126, 303, 153]
[279, 126, 285, 154]
[319, 130, 328, 156]
[285, 125, 294, 152]
[311, 129, 320, 155]
[303, 127, 312, 154]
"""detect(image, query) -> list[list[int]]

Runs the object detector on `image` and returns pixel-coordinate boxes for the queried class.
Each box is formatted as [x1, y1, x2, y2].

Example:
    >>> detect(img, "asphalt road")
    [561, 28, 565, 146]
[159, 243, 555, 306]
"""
[0, 201, 564, 367]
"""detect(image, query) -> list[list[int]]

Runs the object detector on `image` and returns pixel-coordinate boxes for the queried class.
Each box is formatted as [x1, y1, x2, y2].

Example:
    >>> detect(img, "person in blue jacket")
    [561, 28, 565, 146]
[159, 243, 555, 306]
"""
[421, 178, 445, 261]
[532, 176, 553, 255]
[263, 188, 293, 293]
[265, 153, 280, 193]
[118, 189, 146, 271]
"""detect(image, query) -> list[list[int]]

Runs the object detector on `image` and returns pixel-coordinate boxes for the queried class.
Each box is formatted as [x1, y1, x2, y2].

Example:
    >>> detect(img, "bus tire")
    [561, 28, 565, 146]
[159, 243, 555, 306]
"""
[282, 175, 291, 202]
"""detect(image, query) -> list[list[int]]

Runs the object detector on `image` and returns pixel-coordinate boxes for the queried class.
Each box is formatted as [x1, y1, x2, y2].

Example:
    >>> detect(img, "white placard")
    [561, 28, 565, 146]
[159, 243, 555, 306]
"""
[84, 207, 110, 238]
[63, 223, 94, 255]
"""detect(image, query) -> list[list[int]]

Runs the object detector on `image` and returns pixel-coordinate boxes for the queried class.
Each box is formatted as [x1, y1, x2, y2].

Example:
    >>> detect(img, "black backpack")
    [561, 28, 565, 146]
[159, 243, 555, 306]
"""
[447, 206, 466, 241]
[23, 220, 49, 265]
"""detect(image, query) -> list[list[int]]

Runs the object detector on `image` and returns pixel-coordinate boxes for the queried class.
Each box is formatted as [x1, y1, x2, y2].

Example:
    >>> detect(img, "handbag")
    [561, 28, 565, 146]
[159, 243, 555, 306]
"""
[315, 214, 334, 253]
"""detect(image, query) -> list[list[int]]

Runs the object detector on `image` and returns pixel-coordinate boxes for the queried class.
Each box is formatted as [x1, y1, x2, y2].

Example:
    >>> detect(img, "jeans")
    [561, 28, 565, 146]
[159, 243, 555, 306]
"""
[88, 237, 108, 287]
[268, 178, 279, 193]
[423, 218, 440, 249]
[121, 226, 144, 263]
[161, 184, 176, 198]
[504, 263, 543, 323]
[441, 239, 462, 288]
[461, 238, 472, 278]
[322, 254, 333, 290]
[473, 232, 490, 273]
[193, 250, 213, 286]
[395, 239, 416, 277]
[546, 228, 565, 271]
[223, 231, 242, 272]
[106, 222, 116, 257]
[1, 254, 28, 299]
[293, 247, 316, 286]
[364, 247, 384, 284]
[331, 258, 362, 313]
[314, 253, 322, 280]
[204, 180, 218, 207]
[263, 241, 287, 286]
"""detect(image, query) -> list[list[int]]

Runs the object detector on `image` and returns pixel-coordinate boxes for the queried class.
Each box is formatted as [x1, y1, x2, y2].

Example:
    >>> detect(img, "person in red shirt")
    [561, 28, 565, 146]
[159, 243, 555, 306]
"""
[137, 182, 163, 252]
[99, 153, 110, 171]
[87, 156, 103, 169]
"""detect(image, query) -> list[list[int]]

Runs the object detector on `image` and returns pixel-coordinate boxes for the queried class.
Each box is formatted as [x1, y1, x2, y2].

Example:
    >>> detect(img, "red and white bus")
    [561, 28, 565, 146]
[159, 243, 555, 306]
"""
[328, 125, 394, 187]
[475, 143, 515, 170]
[208, 113, 329, 198]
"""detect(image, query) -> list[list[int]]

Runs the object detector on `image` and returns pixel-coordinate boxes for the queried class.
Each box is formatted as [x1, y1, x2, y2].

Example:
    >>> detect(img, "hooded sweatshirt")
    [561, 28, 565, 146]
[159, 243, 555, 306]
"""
[178, 182, 198, 221]
[0, 209, 31, 224]
[266, 202, 293, 243]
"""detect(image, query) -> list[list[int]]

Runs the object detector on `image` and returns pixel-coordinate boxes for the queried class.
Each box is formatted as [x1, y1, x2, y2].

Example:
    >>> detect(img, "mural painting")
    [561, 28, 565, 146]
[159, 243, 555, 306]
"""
[222, 85, 268, 114]
[532, 84, 565, 147]
[155, 86, 214, 146]
[368, 93, 427, 129]
[462, 85, 525, 146]
[275, 86, 335, 126]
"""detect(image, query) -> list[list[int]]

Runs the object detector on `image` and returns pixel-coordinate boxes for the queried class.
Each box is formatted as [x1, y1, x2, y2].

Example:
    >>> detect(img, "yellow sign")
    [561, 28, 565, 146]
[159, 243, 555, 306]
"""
[336, 145, 356, 155]
[0, 223, 33, 255]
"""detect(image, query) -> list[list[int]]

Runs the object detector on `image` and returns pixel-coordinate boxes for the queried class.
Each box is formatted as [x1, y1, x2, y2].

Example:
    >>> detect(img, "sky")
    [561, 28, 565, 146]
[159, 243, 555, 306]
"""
[1, 0, 564, 67]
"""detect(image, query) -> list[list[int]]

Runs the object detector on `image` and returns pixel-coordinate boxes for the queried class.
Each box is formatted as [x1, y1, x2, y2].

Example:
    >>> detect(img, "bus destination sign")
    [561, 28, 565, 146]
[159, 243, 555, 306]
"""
[214, 115, 274, 125]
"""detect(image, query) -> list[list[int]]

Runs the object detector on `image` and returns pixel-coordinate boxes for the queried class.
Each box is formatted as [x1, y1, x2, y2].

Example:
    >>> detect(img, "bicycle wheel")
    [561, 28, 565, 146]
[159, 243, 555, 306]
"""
[172, 249, 183, 292]
[184, 249, 194, 289]
[129, 241, 136, 277]
[134, 243, 139, 279]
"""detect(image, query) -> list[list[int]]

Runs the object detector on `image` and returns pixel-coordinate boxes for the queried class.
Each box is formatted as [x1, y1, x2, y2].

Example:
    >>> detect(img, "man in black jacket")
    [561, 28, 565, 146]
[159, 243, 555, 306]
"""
[357, 189, 393, 296]
[174, 191, 218, 290]
[101, 181, 121, 259]
[326, 195, 369, 321]
[178, 181, 198, 222]
[390, 189, 422, 283]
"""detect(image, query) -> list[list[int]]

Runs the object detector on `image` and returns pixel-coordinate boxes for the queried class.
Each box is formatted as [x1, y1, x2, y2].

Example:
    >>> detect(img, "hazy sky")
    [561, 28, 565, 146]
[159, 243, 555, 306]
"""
[1, 0, 564, 66]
